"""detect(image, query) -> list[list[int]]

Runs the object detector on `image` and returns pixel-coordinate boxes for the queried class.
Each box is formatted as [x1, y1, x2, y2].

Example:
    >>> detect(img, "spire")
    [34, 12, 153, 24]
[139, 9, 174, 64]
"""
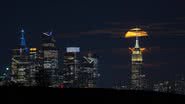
[135, 36, 140, 48]
[20, 28, 29, 54]
[20, 28, 26, 47]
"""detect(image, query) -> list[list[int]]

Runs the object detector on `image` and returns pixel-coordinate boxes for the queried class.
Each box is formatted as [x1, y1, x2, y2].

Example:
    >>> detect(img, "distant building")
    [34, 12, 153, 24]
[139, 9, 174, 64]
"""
[154, 78, 185, 95]
[11, 29, 30, 86]
[129, 37, 146, 90]
[37, 32, 59, 87]
[153, 81, 175, 93]
[28, 48, 39, 86]
[130, 37, 143, 90]
[174, 79, 185, 94]
[78, 52, 100, 88]
[112, 81, 129, 90]
[62, 47, 80, 88]
[125, 28, 148, 90]
[139, 74, 148, 89]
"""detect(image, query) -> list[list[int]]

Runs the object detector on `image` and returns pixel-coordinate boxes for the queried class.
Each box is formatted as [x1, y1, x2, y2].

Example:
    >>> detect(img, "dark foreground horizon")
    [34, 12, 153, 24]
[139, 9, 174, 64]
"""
[0, 87, 185, 103]
[1, 87, 185, 96]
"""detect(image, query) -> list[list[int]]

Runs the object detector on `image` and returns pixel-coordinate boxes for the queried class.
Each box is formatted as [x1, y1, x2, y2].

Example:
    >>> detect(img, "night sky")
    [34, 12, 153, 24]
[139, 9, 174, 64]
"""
[0, 0, 185, 87]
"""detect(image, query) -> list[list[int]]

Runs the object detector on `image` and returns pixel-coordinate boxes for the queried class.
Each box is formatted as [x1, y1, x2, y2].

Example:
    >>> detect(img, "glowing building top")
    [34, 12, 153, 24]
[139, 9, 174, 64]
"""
[125, 28, 148, 90]
[66, 47, 80, 53]
[125, 28, 148, 62]
[19, 28, 29, 54]
[41, 32, 56, 48]
[135, 37, 140, 48]
[131, 37, 143, 62]
[20, 29, 26, 48]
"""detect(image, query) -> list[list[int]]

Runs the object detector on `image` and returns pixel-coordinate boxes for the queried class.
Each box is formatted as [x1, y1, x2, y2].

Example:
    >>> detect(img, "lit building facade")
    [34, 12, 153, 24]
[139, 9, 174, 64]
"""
[174, 79, 185, 94]
[78, 52, 100, 88]
[28, 48, 39, 86]
[130, 37, 145, 90]
[153, 79, 185, 94]
[125, 28, 148, 90]
[153, 81, 175, 93]
[11, 29, 30, 85]
[62, 47, 80, 88]
[38, 32, 59, 87]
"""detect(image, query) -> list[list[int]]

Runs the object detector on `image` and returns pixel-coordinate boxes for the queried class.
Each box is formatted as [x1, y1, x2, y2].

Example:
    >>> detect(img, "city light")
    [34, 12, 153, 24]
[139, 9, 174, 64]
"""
[30, 48, 37, 51]
[6, 67, 9, 71]
[66, 47, 80, 53]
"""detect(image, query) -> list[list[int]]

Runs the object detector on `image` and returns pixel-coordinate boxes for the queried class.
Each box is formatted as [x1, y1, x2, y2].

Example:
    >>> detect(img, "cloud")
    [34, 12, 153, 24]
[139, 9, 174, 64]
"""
[104, 20, 185, 38]
[78, 29, 115, 35]
[110, 48, 129, 54]
[143, 63, 161, 68]
[110, 64, 130, 70]
[55, 17, 185, 40]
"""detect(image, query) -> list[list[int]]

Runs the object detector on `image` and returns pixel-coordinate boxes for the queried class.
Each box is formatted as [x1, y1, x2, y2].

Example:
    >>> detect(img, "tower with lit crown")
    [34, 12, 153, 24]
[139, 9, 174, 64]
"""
[11, 28, 30, 85]
[130, 37, 144, 89]
[125, 28, 148, 90]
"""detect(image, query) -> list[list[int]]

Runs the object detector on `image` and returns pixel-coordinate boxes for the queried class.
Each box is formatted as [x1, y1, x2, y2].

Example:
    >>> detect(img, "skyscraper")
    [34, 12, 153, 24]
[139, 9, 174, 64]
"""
[174, 76, 185, 94]
[37, 32, 59, 87]
[11, 29, 30, 86]
[129, 37, 146, 90]
[79, 52, 100, 88]
[125, 28, 148, 90]
[62, 47, 80, 88]
[28, 48, 39, 86]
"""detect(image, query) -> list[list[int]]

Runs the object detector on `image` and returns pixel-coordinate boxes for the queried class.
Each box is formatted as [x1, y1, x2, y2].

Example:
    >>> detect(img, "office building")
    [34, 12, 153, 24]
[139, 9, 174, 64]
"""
[37, 32, 59, 87]
[11, 29, 30, 85]
[62, 47, 80, 88]
[125, 28, 148, 90]
[79, 52, 100, 88]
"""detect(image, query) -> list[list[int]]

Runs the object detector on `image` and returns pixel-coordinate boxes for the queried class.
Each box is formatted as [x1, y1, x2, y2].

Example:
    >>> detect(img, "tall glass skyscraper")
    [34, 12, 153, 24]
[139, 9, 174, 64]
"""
[79, 52, 100, 88]
[28, 48, 39, 86]
[37, 32, 58, 87]
[11, 29, 30, 85]
[62, 47, 80, 88]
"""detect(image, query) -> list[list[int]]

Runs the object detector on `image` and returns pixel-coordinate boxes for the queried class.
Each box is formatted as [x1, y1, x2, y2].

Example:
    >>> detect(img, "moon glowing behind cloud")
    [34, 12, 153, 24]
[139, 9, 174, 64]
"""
[125, 28, 148, 38]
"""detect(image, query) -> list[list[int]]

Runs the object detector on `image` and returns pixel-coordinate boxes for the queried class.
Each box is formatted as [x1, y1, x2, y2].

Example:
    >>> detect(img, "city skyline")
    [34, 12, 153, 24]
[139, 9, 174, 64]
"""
[0, 0, 185, 88]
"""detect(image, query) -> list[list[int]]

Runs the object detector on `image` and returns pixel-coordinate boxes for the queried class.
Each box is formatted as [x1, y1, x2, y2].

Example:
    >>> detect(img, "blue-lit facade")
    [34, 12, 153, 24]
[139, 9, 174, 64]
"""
[11, 29, 30, 85]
